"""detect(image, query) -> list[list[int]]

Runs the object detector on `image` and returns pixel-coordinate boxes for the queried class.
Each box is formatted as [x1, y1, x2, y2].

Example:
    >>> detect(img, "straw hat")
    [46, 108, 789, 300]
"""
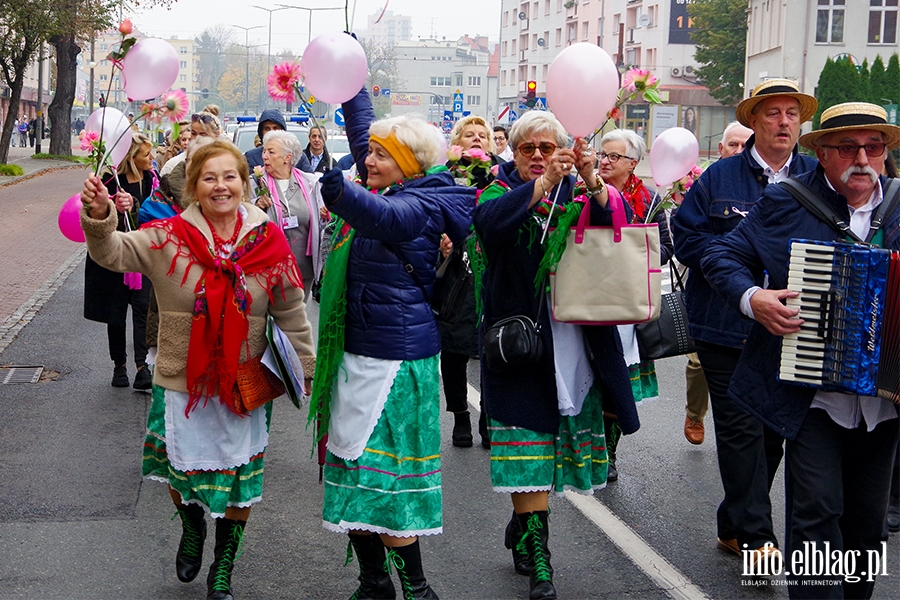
[799, 102, 900, 150]
[735, 79, 818, 128]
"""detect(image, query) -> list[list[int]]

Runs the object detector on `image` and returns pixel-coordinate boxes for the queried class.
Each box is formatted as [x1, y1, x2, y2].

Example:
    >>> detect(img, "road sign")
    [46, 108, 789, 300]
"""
[497, 106, 509, 121]
[311, 100, 328, 119]
[462, 110, 471, 117]
[334, 107, 345, 127]
[453, 90, 464, 103]
[533, 97, 547, 111]
[453, 101, 463, 113]
[518, 102, 528, 110]
[442, 121, 453, 133]
[297, 103, 310, 115]
[884, 103, 898, 125]
[443, 110, 453, 121]
[509, 110, 518, 123]
[382, 88, 391, 97]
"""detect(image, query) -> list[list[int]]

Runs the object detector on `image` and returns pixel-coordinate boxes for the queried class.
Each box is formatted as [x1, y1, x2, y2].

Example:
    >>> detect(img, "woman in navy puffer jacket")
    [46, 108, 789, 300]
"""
[312, 86, 474, 599]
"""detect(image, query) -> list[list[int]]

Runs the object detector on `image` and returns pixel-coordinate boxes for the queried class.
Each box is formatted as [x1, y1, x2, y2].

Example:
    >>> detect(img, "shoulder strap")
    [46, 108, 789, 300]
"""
[385, 244, 432, 303]
[780, 177, 863, 243]
[867, 178, 900, 243]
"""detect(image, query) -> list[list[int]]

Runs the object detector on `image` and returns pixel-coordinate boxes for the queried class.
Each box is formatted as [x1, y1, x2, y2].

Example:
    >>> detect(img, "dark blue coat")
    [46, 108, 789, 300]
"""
[474, 162, 639, 435]
[701, 168, 900, 439]
[323, 88, 475, 360]
[671, 135, 818, 348]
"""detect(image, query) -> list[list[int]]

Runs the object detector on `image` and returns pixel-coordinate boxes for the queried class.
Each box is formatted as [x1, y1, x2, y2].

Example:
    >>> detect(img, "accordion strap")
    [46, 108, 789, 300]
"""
[781, 177, 899, 244]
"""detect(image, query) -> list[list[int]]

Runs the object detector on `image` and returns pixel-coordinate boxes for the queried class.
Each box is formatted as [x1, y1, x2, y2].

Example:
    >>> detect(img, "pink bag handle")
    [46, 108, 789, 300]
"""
[574, 185, 625, 244]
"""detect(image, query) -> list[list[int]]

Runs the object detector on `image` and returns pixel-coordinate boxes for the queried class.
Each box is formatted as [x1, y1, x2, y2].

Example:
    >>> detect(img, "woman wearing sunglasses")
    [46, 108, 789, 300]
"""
[597, 129, 674, 482]
[160, 109, 223, 177]
[472, 111, 636, 599]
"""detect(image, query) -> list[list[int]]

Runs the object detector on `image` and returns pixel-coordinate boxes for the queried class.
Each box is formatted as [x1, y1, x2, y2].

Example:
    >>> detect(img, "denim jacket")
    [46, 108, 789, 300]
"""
[670, 135, 818, 348]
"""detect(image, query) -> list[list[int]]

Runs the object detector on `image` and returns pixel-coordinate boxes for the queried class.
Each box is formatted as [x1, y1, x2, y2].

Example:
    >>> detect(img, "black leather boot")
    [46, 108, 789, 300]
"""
[451, 411, 473, 447]
[386, 540, 438, 599]
[504, 510, 530, 575]
[516, 511, 556, 599]
[175, 503, 207, 582]
[206, 518, 245, 600]
[478, 409, 490, 449]
[348, 534, 396, 599]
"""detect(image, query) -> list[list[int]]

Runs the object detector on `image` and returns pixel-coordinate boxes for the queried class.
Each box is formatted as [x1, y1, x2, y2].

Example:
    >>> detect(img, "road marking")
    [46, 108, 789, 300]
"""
[467, 383, 708, 600]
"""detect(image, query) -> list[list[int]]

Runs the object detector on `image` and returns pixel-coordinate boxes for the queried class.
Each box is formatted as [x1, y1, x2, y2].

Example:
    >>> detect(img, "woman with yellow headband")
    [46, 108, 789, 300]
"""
[313, 87, 475, 599]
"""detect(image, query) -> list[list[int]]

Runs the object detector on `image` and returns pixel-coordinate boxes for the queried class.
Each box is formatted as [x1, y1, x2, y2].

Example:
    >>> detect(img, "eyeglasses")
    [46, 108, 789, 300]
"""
[517, 142, 557, 157]
[493, 136, 507, 142]
[192, 113, 215, 125]
[819, 143, 886, 159]
[599, 151, 634, 163]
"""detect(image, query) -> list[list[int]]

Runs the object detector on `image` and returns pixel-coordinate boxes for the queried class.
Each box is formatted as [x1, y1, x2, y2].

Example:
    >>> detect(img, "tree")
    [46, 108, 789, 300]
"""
[870, 55, 888, 105]
[858, 59, 871, 105]
[358, 38, 404, 119]
[0, 1, 54, 164]
[218, 46, 268, 114]
[688, 0, 749, 106]
[195, 25, 235, 97]
[885, 54, 900, 105]
[813, 57, 863, 128]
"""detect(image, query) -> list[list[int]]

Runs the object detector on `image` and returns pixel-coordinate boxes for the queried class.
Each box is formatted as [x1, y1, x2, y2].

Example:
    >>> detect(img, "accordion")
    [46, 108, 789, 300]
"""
[778, 239, 900, 403]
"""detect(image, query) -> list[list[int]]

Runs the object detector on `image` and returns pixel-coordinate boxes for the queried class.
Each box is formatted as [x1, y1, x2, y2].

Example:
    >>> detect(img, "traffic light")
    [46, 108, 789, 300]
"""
[526, 81, 537, 108]
[373, 85, 381, 97]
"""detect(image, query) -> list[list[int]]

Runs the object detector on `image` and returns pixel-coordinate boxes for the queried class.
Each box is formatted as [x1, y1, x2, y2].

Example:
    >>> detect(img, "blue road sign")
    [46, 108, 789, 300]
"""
[297, 103, 309, 115]
[462, 111, 471, 117]
[443, 110, 453, 121]
[333, 107, 345, 127]
[509, 110, 518, 123]
[442, 121, 453, 133]
[533, 97, 547, 111]
[382, 88, 391, 97]
[453, 90, 464, 103]
[453, 101, 463, 113]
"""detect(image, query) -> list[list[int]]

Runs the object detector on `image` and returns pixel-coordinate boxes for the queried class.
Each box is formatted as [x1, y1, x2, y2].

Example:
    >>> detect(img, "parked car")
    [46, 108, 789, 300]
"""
[231, 117, 310, 153]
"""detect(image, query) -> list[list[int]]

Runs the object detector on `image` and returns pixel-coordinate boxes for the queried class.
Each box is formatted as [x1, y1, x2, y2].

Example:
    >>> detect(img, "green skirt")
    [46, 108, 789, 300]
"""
[142, 385, 271, 517]
[629, 360, 659, 404]
[489, 386, 608, 494]
[322, 355, 443, 537]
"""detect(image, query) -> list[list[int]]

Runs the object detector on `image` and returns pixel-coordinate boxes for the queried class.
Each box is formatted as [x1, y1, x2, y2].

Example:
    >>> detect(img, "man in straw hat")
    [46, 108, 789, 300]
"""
[702, 102, 900, 598]
[672, 78, 818, 573]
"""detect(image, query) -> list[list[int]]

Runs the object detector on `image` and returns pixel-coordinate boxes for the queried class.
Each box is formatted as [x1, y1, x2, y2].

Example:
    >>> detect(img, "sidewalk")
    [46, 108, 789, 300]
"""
[0, 138, 87, 188]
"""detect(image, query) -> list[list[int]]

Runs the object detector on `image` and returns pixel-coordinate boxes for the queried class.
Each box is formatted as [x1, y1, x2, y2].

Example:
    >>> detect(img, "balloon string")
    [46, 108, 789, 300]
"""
[540, 183, 563, 245]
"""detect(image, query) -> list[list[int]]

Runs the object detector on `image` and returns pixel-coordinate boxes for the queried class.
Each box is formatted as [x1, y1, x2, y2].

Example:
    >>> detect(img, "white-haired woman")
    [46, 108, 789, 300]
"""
[312, 86, 475, 599]
[254, 129, 327, 300]
[473, 110, 638, 599]
[598, 129, 674, 480]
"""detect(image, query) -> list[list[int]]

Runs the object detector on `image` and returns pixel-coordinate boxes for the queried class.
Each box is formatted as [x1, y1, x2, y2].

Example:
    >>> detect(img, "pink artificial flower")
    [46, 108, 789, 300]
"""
[119, 19, 133, 35]
[490, 164, 500, 176]
[466, 148, 489, 162]
[447, 145, 464, 162]
[621, 68, 657, 93]
[159, 89, 189, 122]
[690, 165, 703, 178]
[79, 130, 99, 151]
[253, 165, 266, 179]
[140, 103, 162, 124]
[267, 61, 302, 103]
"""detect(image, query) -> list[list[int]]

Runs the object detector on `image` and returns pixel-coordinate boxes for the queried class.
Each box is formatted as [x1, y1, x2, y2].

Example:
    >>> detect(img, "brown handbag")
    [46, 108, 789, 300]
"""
[234, 355, 286, 412]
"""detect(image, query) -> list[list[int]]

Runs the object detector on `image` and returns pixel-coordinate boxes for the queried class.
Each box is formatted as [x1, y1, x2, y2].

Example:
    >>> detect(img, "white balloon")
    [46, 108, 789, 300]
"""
[546, 43, 619, 137]
[121, 38, 180, 101]
[84, 107, 133, 168]
[649, 127, 700, 187]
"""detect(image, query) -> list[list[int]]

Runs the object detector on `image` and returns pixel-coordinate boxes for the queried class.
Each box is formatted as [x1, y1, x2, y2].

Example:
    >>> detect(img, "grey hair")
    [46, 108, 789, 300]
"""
[599, 129, 646, 162]
[722, 121, 750, 141]
[508, 111, 569, 151]
[264, 130, 304, 162]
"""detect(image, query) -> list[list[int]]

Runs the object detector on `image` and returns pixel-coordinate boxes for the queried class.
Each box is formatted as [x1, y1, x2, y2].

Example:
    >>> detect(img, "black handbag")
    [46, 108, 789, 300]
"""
[635, 263, 697, 360]
[482, 286, 545, 372]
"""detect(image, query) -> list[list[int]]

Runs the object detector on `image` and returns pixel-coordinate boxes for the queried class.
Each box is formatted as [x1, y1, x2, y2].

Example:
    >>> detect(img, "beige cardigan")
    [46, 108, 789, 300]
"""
[81, 201, 316, 393]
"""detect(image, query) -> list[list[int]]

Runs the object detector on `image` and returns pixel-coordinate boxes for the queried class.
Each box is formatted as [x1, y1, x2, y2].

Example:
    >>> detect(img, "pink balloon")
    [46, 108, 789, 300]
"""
[301, 33, 368, 104]
[58, 194, 86, 243]
[649, 127, 700, 187]
[84, 107, 133, 168]
[121, 38, 180, 100]
[546, 43, 619, 137]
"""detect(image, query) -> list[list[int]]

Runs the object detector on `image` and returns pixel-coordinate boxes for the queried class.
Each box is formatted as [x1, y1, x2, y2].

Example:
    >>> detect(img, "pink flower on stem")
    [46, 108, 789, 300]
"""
[158, 89, 189, 122]
[118, 19, 133, 35]
[267, 61, 302, 103]
[490, 164, 500, 177]
[447, 145, 464, 162]
[79, 130, 100, 152]
[466, 148, 489, 162]
[621, 68, 657, 93]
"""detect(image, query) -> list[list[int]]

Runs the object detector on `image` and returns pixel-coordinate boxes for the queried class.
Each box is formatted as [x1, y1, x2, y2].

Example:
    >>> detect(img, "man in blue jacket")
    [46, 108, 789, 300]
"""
[245, 109, 288, 169]
[702, 102, 900, 598]
[671, 79, 818, 571]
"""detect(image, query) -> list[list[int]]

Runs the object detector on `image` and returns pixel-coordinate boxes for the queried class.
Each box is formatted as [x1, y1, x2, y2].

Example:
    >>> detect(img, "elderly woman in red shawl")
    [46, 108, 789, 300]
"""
[598, 128, 673, 481]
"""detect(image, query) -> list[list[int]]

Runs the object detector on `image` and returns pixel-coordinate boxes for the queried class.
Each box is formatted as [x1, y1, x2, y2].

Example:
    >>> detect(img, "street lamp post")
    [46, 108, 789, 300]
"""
[277, 3, 346, 44]
[252, 5, 291, 109]
[232, 25, 264, 115]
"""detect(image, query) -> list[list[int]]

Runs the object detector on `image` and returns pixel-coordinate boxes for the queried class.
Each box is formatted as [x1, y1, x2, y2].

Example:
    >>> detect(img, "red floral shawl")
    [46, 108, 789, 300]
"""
[621, 172, 654, 224]
[146, 213, 302, 416]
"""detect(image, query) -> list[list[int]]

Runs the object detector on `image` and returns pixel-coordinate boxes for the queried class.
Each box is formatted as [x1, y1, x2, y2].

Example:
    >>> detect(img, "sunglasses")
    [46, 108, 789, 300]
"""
[517, 142, 557, 157]
[191, 113, 215, 125]
[598, 151, 634, 163]
[819, 143, 886, 159]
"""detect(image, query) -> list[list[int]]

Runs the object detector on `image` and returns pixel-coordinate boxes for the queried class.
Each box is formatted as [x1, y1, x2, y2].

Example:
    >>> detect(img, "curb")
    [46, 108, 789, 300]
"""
[0, 164, 86, 190]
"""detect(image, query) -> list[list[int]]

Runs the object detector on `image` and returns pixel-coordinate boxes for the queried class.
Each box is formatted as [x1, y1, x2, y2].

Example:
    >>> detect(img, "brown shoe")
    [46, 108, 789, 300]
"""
[748, 544, 783, 575]
[684, 415, 705, 445]
[716, 537, 740, 556]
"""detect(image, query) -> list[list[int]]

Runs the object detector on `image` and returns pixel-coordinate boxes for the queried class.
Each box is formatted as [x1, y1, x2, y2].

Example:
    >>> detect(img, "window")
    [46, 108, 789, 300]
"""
[468, 76, 482, 86]
[502, 40, 508, 56]
[868, 0, 898, 44]
[180, 61, 187, 68]
[816, 0, 845, 43]
[100, 74, 107, 81]
[430, 76, 451, 86]
[502, 70, 507, 86]
[556, 27, 562, 46]
[100, 44, 107, 50]
[456, 75, 463, 86]
[100, 60, 108, 66]
[180, 46, 188, 54]
[179, 74, 187, 82]
[545, 0, 551, 15]
[582, 21, 590, 40]
[468, 95, 481, 106]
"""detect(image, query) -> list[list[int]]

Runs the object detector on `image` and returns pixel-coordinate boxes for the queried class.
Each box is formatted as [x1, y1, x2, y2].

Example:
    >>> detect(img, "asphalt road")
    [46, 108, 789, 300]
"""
[0, 170, 897, 599]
